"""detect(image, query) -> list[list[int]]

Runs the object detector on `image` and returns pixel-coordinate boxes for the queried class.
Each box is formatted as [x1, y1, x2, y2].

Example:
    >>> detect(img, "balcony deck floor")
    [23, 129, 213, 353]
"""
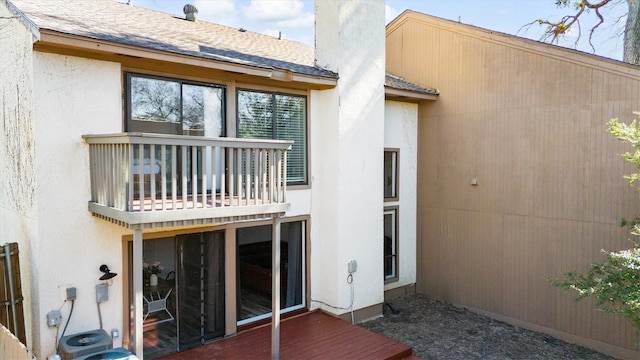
[156, 311, 415, 360]
[132, 194, 267, 211]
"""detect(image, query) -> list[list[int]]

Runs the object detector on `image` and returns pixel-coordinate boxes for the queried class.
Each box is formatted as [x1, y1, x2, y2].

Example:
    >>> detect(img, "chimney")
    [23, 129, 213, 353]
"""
[183, 4, 198, 21]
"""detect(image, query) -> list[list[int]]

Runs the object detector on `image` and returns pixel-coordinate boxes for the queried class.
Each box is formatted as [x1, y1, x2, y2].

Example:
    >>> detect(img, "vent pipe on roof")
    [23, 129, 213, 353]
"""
[183, 4, 198, 21]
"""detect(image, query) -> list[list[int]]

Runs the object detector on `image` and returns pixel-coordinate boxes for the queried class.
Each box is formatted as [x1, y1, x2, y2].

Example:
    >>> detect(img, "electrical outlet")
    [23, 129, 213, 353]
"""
[47, 310, 61, 327]
[66, 287, 77, 301]
[96, 283, 108, 303]
[348, 260, 357, 273]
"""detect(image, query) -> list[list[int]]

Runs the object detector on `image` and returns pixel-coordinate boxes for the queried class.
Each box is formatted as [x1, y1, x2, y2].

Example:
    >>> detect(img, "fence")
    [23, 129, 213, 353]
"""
[0, 242, 25, 344]
[0, 323, 34, 360]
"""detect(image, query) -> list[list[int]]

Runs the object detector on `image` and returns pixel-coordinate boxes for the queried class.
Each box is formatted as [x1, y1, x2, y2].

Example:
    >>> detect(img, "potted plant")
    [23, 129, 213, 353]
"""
[144, 261, 163, 286]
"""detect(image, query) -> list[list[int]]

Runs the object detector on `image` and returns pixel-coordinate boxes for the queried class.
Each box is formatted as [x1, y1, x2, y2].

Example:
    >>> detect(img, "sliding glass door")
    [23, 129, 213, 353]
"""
[131, 230, 225, 359]
[236, 221, 305, 325]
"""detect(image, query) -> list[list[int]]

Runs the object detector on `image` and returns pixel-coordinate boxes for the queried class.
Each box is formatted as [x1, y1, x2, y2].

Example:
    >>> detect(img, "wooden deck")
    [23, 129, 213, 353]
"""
[157, 311, 415, 360]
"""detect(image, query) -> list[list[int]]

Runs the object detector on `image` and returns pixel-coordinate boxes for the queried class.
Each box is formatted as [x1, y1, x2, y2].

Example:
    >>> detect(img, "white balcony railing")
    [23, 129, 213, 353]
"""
[83, 133, 292, 228]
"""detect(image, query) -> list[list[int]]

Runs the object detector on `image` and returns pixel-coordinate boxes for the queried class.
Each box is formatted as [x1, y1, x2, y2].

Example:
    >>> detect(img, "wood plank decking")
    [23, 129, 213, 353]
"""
[157, 311, 415, 360]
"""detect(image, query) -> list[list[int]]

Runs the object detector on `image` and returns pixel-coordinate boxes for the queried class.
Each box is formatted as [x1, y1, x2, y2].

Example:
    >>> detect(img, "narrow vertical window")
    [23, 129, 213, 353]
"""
[384, 150, 398, 200]
[384, 207, 398, 281]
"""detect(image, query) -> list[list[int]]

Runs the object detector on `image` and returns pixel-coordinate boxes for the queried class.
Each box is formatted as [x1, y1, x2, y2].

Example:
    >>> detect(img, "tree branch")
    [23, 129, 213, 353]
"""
[532, 0, 615, 50]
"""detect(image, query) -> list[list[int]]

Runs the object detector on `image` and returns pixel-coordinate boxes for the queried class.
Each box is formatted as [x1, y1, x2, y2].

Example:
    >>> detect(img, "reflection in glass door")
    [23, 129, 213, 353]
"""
[176, 232, 225, 350]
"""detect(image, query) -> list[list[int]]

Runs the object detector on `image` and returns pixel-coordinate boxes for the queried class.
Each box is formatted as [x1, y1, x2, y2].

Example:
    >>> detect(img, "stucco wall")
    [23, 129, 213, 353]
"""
[312, 0, 386, 318]
[0, 2, 37, 348]
[384, 100, 418, 291]
[31, 52, 128, 358]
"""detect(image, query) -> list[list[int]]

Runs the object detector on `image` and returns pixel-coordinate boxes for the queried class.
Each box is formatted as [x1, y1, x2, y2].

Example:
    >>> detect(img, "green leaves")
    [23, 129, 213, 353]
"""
[607, 114, 640, 187]
[552, 247, 640, 331]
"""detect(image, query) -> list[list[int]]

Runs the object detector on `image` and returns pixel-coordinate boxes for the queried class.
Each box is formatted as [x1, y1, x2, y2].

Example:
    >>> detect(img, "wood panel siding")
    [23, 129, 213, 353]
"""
[387, 11, 640, 357]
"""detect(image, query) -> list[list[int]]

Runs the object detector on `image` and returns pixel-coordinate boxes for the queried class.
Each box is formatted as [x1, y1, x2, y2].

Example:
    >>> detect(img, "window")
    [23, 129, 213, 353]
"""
[384, 150, 398, 200]
[384, 149, 400, 282]
[127, 73, 225, 136]
[384, 207, 398, 281]
[237, 89, 307, 185]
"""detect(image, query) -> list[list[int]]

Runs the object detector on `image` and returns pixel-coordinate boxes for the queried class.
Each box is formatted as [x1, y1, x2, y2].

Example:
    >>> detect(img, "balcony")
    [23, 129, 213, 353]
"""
[83, 133, 292, 229]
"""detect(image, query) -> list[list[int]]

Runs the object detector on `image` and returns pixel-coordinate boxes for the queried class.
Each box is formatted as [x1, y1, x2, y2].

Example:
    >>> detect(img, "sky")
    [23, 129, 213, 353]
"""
[125, 0, 627, 61]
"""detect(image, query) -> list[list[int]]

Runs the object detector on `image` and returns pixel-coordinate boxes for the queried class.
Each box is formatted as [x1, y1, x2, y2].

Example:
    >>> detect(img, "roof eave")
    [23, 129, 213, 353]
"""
[385, 86, 438, 101]
[5, 0, 40, 40]
[36, 30, 338, 89]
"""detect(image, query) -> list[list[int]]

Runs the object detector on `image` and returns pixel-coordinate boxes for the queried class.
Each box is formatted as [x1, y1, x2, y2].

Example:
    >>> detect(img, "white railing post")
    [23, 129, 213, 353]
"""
[150, 144, 156, 211]
[161, 145, 167, 210]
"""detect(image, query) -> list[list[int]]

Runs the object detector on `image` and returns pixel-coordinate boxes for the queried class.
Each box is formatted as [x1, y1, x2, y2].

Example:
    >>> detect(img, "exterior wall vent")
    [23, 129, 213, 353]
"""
[183, 4, 198, 21]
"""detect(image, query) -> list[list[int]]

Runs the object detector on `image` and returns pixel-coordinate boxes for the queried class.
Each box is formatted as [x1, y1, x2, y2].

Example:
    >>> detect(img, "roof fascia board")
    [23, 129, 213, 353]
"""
[385, 86, 438, 101]
[37, 30, 337, 88]
[391, 11, 640, 81]
[4, 0, 40, 40]
[385, 9, 412, 34]
[39, 30, 272, 76]
[292, 73, 338, 87]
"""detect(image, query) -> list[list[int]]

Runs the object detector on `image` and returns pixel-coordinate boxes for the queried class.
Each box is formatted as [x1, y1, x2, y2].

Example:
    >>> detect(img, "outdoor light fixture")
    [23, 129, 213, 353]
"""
[99, 264, 117, 281]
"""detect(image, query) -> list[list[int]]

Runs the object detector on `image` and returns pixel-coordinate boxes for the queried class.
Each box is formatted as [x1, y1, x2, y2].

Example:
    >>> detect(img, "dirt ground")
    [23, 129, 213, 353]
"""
[358, 293, 617, 360]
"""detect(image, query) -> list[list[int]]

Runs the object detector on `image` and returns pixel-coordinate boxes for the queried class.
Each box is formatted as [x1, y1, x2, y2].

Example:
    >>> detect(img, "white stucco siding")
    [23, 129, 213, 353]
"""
[384, 100, 418, 291]
[285, 189, 312, 217]
[313, 0, 386, 318]
[309, 87, 341, 307]
[31, 52, 128, 358]
[0, 3, 38, 349]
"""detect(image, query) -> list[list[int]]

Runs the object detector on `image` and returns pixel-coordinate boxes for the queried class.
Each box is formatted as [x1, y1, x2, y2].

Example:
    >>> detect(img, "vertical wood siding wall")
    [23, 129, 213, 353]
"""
[387, 13, 640, 355]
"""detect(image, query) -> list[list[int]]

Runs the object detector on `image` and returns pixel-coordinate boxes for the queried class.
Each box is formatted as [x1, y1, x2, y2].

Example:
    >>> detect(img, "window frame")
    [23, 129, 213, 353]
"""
[384, 206, 399, 283]
[125, 72, 227, 136]
[236, 88, 309, 186]
[384, 148, 399, 202]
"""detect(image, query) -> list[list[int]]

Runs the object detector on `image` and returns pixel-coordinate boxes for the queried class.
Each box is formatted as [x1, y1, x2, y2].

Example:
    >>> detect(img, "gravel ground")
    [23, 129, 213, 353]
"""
[358, 293, 617, 360]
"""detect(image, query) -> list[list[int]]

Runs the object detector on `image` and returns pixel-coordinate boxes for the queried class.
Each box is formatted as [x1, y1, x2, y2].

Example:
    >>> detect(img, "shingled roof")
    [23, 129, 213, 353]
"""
[9, 0, 337, 79]
[8, 0, 438, 98]
[385, 73, 439, 96]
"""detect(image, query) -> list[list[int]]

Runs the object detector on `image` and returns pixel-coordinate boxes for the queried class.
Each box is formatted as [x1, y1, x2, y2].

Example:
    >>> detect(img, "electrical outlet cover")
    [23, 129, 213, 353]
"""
[47, 310, 62, 327]
[96, 283, 108, 303]
[66, 287, 77, 301]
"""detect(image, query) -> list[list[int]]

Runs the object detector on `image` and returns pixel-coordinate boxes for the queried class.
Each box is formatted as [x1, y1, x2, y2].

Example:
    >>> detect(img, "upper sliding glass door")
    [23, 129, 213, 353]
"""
[126, 74, 225, 198]
[127, 74, 224, 137]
